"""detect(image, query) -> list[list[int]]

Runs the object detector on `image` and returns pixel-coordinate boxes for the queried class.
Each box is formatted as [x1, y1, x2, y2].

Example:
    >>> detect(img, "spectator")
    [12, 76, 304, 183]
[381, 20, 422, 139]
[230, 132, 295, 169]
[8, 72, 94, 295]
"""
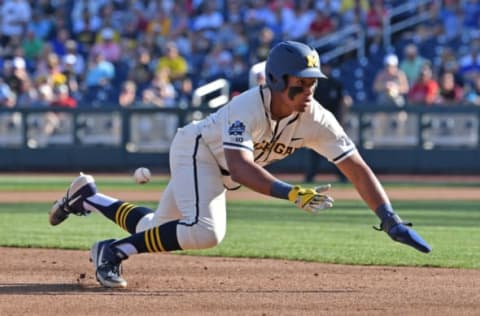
[464, 75, 480, 105]
[83, 52, 115, 106]
[0, 77, 16, 107]
[71, 0, 105, 27]
[315, 0, 341, 17]
[227, 54, 250, 93]
[90, 28, 122, 63]
[27, 10, 54, 41]
[0, 0, 32, 46]
[244, 0, 276, 38]
[61, 54, 81, 100]
[200, 42, 233, 82]
[142, 69, 176, 108]
[365, 0, 387, 54]
[21, 29, 44, 62]
[433, 47, 464, 95]
[458, 41, 480, 84]
[50, 84, 77, 108]
[436, 71, 464, 105]
[308, 9, 337, 42]
[73, 9, 101, 55]
[85, 53, 115, 88]
[61, 40, 85, 80]
[118, 80, 138, 107]
[32, 77, 54, 108]
[219, 23, 249, 58]
[191, 1, 224, 38]
[249, 26, 275, 65]
[16, 76, 39, 107]
[440, 1, 464, 40]
[399, 43, 428, 85]
[50, 28, 72, 58]
[146, 7, 171, 39]
[462, 0, 480, 32]
[407, 63, 440, 105]
[282, 1, 316, 41]
[176, 77, 194, 109]
[128, 49, 154, 95]
[156, 41, 188, 85]
[225, 0, 246, 24]
[341, 0, 369, 27]
[169, 3, 190, 38]
[373, 54, 409, 106]
[5, 57, 30, 97]
[45, 53, 67, 88]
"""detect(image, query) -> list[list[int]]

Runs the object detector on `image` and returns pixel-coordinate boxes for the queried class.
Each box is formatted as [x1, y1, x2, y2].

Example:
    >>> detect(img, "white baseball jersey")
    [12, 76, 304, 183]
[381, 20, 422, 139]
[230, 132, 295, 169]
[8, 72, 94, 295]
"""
[199, 85, 356, 172]
[139, 85, 357, 251]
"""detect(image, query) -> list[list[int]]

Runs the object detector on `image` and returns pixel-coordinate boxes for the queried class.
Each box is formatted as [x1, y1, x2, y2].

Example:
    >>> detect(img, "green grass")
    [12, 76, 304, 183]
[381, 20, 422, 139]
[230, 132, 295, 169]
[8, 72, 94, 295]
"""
[0, 176, 168, 191]
[0, 175, 478, 191]
[1, 200, 479, 269]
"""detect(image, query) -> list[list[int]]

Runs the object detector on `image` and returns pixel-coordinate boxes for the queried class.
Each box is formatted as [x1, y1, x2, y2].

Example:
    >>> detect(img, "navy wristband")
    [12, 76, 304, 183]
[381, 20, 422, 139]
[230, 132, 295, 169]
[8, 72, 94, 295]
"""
[375, 203, 396, 222]
[271, 180, 293, 200]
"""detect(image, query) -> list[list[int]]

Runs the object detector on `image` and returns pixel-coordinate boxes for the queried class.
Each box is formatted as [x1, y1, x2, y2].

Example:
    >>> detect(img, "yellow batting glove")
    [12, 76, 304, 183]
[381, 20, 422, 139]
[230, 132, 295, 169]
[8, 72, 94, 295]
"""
[288, 184, 334, 214]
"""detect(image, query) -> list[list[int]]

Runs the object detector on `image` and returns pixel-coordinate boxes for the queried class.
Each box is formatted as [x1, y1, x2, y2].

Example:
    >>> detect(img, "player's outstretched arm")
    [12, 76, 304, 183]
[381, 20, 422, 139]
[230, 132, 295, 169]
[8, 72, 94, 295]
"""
[337, 152, 431, 253]
[224, 148, 333, 214]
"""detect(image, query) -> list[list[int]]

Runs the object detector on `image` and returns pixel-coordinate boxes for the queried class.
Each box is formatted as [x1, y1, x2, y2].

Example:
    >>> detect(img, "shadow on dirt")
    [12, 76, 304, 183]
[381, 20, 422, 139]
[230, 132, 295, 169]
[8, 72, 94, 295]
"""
[0, 283, 358, 296]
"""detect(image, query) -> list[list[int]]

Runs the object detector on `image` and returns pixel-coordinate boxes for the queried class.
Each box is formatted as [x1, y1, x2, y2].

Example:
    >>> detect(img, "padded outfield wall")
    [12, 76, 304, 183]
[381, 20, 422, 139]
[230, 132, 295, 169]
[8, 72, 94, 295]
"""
[0, 105, 479, 174]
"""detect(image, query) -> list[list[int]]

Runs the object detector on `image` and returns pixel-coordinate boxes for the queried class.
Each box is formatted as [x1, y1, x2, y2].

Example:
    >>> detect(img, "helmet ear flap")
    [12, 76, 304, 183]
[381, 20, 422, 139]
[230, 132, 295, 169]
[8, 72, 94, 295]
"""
[267, 72, 286, 91]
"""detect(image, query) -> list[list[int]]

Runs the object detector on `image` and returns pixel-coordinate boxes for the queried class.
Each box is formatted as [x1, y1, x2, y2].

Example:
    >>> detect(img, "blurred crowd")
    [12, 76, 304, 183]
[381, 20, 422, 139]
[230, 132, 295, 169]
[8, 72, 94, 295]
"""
[372, 37, 480, 108]
[0, 0, 480, 111]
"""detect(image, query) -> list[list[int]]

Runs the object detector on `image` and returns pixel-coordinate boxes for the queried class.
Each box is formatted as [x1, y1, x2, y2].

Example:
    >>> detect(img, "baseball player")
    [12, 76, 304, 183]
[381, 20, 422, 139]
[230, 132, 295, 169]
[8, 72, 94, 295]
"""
[49, 41, 431, 288]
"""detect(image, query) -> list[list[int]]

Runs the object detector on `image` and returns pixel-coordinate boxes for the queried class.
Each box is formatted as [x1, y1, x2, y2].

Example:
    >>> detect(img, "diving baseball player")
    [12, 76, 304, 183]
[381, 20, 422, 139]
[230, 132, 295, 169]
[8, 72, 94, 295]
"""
[49, 41, 431, 288]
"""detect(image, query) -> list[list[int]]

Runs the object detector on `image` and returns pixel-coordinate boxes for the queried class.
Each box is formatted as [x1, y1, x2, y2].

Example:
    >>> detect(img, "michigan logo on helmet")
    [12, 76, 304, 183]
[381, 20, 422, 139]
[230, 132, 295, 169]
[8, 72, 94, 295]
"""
[306, 54, 319, 68]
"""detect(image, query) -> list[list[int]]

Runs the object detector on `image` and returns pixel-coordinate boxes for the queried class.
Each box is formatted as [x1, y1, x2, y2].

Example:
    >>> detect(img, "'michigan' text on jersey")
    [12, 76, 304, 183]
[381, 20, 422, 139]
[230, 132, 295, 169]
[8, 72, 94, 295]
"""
[197, 86, 356, 173]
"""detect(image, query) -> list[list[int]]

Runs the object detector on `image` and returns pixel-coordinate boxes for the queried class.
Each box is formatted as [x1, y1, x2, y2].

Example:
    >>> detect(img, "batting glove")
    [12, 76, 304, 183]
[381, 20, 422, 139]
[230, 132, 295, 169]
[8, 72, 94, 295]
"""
[374, 204, 431, 253]
[288, 184, 334, 214]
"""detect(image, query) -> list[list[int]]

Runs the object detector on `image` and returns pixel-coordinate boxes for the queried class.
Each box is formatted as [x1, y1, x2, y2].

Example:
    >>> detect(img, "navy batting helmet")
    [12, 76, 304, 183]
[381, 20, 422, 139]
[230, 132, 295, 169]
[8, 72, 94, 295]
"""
[265, 41, 326, 91]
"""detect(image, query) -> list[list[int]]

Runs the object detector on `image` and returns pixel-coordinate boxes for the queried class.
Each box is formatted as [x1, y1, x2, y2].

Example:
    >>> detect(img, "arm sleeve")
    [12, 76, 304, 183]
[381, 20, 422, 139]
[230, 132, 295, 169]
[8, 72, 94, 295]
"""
[306, 110, 356, 164]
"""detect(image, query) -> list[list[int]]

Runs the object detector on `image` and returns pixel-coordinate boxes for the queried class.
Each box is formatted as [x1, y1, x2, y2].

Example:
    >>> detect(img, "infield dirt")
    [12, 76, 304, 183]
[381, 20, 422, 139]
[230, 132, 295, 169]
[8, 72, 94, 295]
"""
[0, 180, 479, 315]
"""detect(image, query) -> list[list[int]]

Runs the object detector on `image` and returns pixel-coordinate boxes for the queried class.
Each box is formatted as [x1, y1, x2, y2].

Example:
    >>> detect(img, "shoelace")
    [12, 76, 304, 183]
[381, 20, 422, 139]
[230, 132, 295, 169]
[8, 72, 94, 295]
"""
[62, 196, 91, 216]
[100, 262, 122, 277]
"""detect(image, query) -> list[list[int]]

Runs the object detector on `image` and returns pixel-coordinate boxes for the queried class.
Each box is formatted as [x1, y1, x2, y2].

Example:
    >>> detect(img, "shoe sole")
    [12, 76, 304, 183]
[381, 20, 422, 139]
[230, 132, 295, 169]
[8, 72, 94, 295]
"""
[48, 173, 96, 226]
[90, 240, 127, 288]
[48, 200, 69, 226]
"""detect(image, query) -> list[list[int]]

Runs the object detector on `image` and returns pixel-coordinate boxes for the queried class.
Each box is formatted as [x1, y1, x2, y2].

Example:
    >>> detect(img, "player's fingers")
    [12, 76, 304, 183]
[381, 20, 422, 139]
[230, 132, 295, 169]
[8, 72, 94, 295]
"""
[315, 184, 331, 193]
[312, 194, 334, 204]
[310, 195, 334, 209]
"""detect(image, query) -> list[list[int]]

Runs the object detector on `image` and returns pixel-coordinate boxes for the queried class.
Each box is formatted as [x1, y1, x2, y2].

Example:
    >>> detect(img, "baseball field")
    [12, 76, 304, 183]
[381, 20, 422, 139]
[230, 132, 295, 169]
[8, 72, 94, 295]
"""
[0, 173, 479, 315]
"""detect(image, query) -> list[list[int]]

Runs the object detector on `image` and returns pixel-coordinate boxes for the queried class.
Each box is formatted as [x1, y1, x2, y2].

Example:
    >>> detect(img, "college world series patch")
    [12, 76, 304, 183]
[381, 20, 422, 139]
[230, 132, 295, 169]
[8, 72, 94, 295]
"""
[228, 120, 245, 142]
[228, 120, 245, 136]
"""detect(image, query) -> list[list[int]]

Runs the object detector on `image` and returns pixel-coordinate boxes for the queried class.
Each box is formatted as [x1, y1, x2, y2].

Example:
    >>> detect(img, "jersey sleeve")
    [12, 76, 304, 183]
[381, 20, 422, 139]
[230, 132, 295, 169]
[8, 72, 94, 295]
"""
[306, 109, 357, 164]
[221, 93, 260, 153]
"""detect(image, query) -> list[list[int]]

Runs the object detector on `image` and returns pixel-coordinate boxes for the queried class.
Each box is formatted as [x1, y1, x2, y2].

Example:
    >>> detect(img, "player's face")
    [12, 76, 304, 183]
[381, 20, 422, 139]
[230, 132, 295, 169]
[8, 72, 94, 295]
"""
[282, 76, 317, 112]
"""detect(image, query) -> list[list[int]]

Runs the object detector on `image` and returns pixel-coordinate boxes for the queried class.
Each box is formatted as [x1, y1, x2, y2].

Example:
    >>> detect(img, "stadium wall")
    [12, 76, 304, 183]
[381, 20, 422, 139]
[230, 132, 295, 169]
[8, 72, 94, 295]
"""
[0, 105, 479, 174]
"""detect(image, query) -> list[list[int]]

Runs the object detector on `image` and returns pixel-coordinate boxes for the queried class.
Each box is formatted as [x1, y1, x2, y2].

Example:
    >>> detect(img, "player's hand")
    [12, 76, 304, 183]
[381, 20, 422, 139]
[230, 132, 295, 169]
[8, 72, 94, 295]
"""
[288, 184, 334, 214]
[376, 215, 431, 253]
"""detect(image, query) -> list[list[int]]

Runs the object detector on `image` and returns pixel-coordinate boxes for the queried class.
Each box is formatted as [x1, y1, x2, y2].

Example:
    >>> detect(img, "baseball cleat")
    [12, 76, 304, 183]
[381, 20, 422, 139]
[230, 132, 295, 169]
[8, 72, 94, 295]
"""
[49, 172, 96, 225]
[90, 239, 128, 288]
